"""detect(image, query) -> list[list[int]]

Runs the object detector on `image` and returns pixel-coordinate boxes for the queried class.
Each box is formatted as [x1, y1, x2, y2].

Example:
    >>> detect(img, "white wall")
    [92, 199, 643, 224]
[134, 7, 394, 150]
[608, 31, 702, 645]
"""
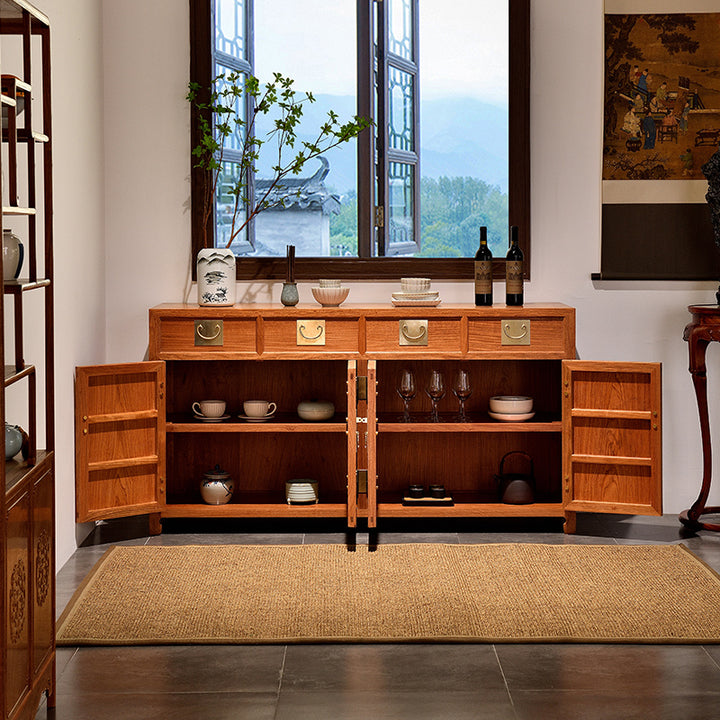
[47, 0, 720, 567]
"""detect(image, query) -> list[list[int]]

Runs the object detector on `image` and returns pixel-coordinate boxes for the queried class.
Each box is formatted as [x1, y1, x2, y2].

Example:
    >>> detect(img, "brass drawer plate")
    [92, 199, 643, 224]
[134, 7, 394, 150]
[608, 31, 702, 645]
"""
[194, 320, 224, 346]
[501, 319, 531, 346]
[297, 319, 326, 346]
[399, 319, 428, 346]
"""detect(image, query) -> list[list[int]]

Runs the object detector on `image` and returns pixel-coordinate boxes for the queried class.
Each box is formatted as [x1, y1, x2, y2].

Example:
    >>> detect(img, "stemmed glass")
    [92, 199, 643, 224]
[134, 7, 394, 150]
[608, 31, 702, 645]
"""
[453, 369, 472, 422]
[396, 369, 416, 422]
[426, 369, 445, 422]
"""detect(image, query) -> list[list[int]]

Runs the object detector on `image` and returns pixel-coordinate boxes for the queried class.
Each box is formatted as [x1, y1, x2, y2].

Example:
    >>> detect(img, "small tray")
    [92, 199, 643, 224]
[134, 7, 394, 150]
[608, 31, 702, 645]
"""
[402, 495, 454, 506]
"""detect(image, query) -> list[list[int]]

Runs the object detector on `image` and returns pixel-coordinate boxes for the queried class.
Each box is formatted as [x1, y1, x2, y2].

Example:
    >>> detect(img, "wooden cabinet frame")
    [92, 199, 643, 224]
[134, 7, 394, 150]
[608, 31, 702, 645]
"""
[1, 3, 56, 718]
[75, 305, 662, 536]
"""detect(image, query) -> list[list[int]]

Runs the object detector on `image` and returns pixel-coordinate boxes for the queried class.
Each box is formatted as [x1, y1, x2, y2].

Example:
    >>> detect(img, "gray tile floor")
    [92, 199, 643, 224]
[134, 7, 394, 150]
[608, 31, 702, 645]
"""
[40, 514, 720, 719]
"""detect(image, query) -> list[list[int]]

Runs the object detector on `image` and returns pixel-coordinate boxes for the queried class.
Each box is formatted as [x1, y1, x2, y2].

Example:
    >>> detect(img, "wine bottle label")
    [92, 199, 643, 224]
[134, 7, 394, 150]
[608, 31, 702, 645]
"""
[506, 261, 523, 293]
[474, 261, 492, 294]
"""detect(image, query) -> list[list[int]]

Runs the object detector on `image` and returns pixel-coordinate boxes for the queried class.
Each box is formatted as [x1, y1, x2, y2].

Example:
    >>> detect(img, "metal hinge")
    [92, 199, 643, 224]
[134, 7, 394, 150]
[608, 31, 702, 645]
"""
[356, 376, 367, 401]
[375, 205, 384, 228]
[357, 470, 368, 494]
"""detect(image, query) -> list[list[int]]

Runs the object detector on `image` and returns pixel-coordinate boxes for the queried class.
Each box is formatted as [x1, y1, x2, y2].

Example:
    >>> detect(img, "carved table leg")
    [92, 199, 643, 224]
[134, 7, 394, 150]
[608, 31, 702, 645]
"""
[681, 327, 720, 531]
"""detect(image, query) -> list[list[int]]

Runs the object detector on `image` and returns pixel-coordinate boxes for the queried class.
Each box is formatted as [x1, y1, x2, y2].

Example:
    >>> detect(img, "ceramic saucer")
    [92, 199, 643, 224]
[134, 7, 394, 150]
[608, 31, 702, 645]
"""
[194, 413, 231, 423]
[391, 297, 442, 307]
[488, 411, 535, 422]
[238, 413, 276, 423]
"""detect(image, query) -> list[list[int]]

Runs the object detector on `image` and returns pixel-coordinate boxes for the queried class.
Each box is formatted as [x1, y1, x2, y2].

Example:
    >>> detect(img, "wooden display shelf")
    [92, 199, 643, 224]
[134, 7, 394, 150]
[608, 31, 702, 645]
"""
[3, 278, 50, 294]
[4, 449, 51, 496]
[2, 129, 49, 143]
[1, 205, 35, 215]
[377, 488, 564, 518]
[162, 500, 347, 519]
[4, 361, 34, 386]
[167, 412, 348, 432]
[0, 0, 50, 24]
[377, 413, 562, 432]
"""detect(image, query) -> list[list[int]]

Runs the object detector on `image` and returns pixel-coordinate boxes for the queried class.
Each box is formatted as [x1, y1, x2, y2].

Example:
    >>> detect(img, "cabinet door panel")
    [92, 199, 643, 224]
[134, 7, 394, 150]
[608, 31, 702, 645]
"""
[6, 490, 30, 717]
[563, 361, 662, 515]
[32, 468, 54, 674]
[75, 362, 165, 522]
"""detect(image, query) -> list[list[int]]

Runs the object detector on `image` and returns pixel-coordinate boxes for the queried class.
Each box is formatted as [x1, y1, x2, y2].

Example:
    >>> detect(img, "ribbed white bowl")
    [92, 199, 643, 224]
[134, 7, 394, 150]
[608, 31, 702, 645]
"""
[311, 286, 350, 306]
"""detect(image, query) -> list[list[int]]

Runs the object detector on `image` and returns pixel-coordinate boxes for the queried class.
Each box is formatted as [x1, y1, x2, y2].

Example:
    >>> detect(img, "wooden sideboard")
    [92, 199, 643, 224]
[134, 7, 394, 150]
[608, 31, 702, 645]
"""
[74, 303, 662, 535]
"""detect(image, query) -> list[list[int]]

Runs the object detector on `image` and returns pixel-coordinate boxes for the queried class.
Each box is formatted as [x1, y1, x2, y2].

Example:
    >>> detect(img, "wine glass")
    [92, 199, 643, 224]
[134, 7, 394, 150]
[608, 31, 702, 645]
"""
[453, 369, 472, 422]
[425, 369, 445, 422]
[396, 369, 416, 422]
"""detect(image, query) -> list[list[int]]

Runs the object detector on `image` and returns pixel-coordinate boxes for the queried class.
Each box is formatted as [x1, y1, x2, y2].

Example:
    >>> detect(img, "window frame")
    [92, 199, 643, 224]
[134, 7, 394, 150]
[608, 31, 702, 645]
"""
[189, 0, 530, 281]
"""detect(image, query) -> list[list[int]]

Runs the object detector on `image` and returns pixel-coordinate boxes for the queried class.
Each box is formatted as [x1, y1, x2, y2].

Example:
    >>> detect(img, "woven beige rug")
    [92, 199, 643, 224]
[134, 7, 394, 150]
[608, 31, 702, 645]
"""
[57, 543, 720, 645]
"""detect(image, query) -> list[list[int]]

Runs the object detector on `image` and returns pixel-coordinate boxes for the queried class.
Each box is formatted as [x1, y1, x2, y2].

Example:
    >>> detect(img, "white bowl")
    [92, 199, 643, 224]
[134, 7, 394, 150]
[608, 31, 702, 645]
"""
[318, 279, 342, 288]
[286, 480, 319, 504]
[311, 286, 349, 307]
[488, 395, 534, 414]
[401, 277, 431, 293]
[297, 400, 335, 421]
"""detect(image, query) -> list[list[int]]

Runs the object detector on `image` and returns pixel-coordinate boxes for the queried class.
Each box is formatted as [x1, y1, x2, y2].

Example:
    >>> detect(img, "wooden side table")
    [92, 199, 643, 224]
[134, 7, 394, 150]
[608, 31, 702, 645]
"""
[681, 304, 720, 531]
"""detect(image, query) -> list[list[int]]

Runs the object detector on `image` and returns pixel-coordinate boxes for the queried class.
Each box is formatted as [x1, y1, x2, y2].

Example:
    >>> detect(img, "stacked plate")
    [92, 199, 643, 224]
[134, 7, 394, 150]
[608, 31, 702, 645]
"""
[391, 277, 441, 307]
[488, 395, 535, 422]
[285, 480, 319, 504]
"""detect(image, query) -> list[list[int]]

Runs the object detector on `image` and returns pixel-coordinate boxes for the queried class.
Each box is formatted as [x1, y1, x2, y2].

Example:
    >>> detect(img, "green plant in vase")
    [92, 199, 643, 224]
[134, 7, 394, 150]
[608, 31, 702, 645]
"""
[188, 72, 372, 306]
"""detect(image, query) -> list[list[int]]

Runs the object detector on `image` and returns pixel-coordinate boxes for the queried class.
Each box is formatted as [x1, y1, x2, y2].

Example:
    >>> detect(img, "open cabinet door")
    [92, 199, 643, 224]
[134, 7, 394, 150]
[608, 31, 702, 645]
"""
[563, 360, 662, 516]
[75, 362, 165, 522]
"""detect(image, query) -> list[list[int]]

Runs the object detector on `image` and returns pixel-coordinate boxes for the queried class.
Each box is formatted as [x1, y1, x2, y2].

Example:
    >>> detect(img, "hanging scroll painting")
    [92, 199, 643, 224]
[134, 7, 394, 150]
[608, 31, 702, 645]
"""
[600, 1, 720, 279]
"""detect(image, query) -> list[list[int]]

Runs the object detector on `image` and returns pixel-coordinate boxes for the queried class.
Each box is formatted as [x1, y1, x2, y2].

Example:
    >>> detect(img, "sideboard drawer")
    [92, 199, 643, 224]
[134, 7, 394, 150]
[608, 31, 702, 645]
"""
[153, 317, 257, 356]
[468, 315, 572, 357]
[365, 317, 463, 356]
[262, 318, 360, 355]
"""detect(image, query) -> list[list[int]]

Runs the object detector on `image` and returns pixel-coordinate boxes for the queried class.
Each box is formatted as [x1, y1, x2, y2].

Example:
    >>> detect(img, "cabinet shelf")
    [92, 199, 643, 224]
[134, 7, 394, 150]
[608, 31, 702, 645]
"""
[376, 500, 565, 518]
[162, 500, 347, 519]
[3, 278, 50, 294]
[4, 449, 51, 496]
[4, 362, 34, 387]
[2, 129, 49, 143]
[377, 413, 562, 432]
[167, 412, 347, 432]
[2, 205, 35, 215]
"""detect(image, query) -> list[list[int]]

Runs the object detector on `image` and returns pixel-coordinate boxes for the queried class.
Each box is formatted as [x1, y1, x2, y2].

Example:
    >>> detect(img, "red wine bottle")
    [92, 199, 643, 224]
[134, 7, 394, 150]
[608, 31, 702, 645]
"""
[505, 225, 524, 306]
[474, 226, 493, 306]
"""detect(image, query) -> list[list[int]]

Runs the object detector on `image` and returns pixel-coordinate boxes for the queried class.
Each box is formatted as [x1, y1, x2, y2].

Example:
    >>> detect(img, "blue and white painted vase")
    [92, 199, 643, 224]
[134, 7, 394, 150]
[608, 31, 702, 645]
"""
[197, 248, 236, 306]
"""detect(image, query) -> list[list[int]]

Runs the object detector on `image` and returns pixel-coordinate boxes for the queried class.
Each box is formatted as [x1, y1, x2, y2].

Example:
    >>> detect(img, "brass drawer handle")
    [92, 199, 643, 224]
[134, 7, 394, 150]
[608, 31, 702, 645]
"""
[196, 323, 222, 341]
[401, 323, 426, 341]
[503, 322, 528, 340]
[299, 324, 324, 341]
[194, 320, 224, 346]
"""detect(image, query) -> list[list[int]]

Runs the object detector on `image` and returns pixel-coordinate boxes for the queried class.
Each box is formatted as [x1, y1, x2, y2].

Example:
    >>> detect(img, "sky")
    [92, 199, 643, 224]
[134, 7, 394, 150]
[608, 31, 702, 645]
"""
[251, 0, 509, 105]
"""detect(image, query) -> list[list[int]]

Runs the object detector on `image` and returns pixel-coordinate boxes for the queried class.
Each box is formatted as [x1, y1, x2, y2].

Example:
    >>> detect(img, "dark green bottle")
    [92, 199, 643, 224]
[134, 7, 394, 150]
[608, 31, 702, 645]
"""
[474, 226, 493, 306]
[505, 225, 523, 306]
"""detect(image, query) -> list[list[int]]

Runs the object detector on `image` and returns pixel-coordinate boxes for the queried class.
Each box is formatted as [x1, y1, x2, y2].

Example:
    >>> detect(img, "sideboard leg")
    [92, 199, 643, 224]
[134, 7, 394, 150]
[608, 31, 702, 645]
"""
[148, 513, 162, 536]
[563, 512, 576, 534]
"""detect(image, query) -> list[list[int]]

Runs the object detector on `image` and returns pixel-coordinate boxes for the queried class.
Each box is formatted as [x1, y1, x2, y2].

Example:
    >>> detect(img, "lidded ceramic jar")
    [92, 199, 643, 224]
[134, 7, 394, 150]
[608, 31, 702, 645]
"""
[200, 464, 234, 505]
[5, 423, 23, 459]
[2, 229, 23, 281]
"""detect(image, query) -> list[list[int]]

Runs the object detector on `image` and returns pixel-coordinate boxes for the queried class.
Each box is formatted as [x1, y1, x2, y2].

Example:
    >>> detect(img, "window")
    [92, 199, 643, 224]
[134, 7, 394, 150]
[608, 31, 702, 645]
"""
[190, 0, 529, 279]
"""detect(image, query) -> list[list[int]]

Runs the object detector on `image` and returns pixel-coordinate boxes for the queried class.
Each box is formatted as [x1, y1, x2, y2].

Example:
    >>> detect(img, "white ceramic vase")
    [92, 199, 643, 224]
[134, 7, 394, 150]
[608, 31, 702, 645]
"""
[197, 248, 236, 306]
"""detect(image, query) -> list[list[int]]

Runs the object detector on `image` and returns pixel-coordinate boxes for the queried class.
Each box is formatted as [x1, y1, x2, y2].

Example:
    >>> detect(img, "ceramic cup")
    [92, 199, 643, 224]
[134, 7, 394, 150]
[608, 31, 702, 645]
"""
[192, 400, 226, 418]
[243, 400, 277, 418]
[318, 279, 342, 288]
